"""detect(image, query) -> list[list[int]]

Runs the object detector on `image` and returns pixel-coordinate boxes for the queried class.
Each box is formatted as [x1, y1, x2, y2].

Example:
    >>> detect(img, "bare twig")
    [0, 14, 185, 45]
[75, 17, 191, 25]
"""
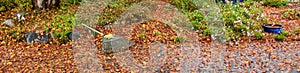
[80, 24, 104, 36]
[50, 31, 60, 44]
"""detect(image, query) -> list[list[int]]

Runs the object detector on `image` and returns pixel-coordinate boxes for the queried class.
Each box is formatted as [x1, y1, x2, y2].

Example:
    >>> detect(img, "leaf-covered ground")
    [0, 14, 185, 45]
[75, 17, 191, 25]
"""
[0, 1, 300, 73]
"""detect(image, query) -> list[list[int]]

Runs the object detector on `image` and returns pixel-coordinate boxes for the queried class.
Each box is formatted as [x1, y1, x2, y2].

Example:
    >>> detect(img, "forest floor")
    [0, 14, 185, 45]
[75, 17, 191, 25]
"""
[0, 2, 300, 73]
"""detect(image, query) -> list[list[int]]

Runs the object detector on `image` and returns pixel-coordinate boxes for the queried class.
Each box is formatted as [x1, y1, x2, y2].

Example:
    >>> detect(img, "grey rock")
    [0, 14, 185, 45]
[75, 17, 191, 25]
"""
[2, 19, 15, 26]
[26, 32, 38, 44]
[39, 34, 49, 43]
[67, 31, 81, 40]
[102, 36, 135, 54]
[14, 8, 26, 22]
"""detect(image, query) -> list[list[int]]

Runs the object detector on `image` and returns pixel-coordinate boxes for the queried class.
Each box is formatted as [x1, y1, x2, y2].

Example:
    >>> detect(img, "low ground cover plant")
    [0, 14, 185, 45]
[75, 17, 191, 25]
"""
[275, 34, 285, 41]
[282, 9, 300, 20]
[262, 0, 288, 8]
[220, 1, 267, 41]
[0, 0, 32, 12]
[46, 12, 76, 43]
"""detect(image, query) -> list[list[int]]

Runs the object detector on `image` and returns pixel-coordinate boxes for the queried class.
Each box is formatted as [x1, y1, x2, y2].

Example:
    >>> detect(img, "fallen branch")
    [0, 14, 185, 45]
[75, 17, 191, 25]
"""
[80, 24, 113, 39]
[80, 24, 104, 36]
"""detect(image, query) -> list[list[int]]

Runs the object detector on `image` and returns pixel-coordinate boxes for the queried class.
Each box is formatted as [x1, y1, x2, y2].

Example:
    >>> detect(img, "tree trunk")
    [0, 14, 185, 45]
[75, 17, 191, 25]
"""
[32, 0, 60, 9]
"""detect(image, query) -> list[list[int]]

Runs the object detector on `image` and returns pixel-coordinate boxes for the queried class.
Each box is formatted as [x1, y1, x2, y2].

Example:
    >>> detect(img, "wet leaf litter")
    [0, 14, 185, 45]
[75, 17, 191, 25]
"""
[0, 1, 300, 73]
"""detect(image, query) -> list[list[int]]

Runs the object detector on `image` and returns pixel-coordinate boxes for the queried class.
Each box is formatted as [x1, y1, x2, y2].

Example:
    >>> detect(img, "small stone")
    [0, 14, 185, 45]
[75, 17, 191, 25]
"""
[14, 14, 25, 22]
[102, 36, 135, 53]
[14, 8, 26, 22]
[26, 32, 38, 44]
[2, 19, 15, 26]
[67, 31, 81, 40]
[39, 34, 49, 43]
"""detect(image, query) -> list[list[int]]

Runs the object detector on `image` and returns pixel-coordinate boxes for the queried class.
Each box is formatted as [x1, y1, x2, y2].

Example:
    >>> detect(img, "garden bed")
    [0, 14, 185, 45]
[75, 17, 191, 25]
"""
[1, 0, 300, 72]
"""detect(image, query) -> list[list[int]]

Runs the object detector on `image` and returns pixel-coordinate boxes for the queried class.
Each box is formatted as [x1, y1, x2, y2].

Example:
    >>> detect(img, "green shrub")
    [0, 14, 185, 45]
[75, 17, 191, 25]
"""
[61, 0, 82, 5]
[47, 13, 76, 42]
[138, 33, 146, 38]
[275, 35, 285, 41]
[98, 0, 199, 25]
[0, 0, 32, 11]
[203, 29, 211, 36]
[254, 32, 264, 39]
[188, 10, 206, 30]
[281, 31, 290, 36]
[172, 36, 183, 43]
[98, 0, 141, 25]
[168, 0, 197, 13]
[282, 9, 300, 20]
[263, 0, 288, 8]
[154, 30, 161, 36]
[221, 1, 266, 41]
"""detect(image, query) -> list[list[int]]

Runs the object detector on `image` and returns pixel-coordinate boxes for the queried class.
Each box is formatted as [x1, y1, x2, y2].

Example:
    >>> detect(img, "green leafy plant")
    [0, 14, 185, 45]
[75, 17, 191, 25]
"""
[138, 33, 146, 38]
[262, 0, 288, 8]
[48, 13, 75, 42]
[203, 29, 211, 36]
[254, 31, 264, 39]
[98, 0, 141, 25]
[168, 0, 197, 13]
[154, 30, 161, 36]
[275, 35, 285, 41]
[220, 1, 266, 41]
[281, 31, 290, 36]
[172, 36, 183, 43]
[188, 10, 206, 31]
[0, 0, 32, 12]
[293, 28, 300, 35]
[61, 0, 82, 5]
[282, 9, 300, 20]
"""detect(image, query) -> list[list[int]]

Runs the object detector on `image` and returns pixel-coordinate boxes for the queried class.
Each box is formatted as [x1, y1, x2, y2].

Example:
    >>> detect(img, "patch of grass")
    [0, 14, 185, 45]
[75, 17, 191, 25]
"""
[47, 13, 76, 42]
[203, 29, 211, 36]
[172, 36, 183, 43]
[154, 30, 161, 36]
[138, 33, 146, 38]
[220, 1, 266, 41]
[98, 0, 141, 25]
[281, 31, 290, 36]
[275, 35, 285, 41]
[188, 10, 206, 30]
[168, 0, 197, 13]
[98, 0, 198, 25]
[60, 0, 82, 5]
[0, 0, 32, 11]
[254, 32, 264, 39]
[263, 0, 288, 8]
[282, 9, 300, 20]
